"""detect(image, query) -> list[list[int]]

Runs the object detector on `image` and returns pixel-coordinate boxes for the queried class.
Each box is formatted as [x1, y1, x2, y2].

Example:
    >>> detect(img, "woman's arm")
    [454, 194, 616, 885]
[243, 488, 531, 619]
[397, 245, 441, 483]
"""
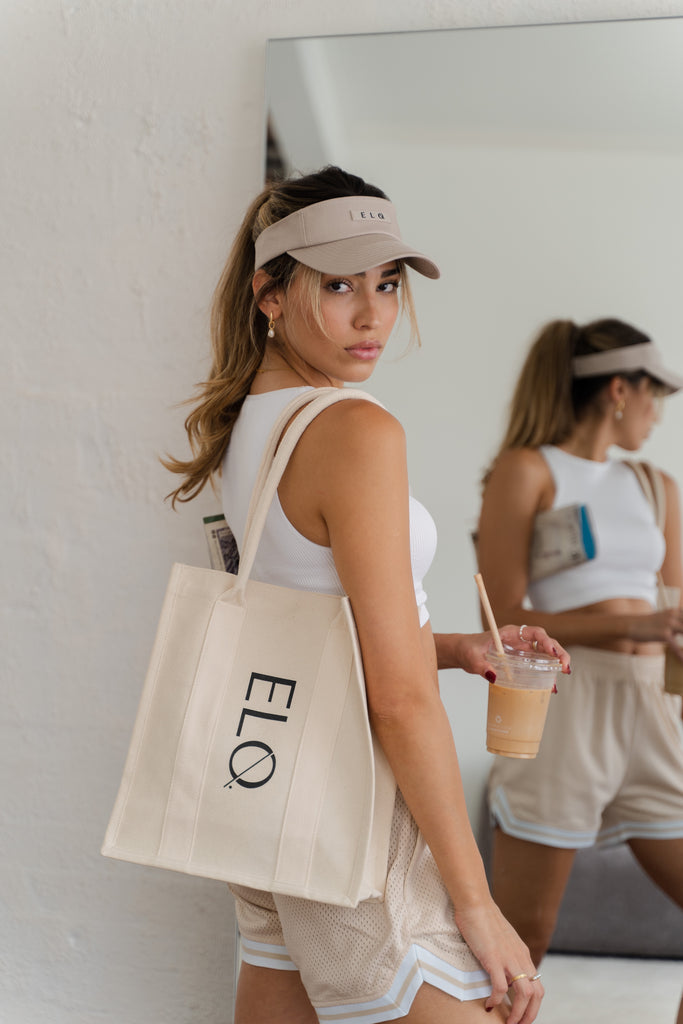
[476, 448, 683, 647]
[281, 400, 540, 1022]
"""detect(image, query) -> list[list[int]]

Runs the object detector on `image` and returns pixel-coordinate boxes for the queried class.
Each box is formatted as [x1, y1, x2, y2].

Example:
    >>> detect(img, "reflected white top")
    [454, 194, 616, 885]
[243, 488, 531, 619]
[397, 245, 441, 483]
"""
[221, 387, 437, 626]
[527, 446, 664, 613]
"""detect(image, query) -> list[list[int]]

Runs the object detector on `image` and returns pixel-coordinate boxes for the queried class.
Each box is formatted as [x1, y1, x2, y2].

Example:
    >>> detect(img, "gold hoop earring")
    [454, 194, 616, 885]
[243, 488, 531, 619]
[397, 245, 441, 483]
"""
[267, 313, 276, 339]
[615, 399, 625, 421]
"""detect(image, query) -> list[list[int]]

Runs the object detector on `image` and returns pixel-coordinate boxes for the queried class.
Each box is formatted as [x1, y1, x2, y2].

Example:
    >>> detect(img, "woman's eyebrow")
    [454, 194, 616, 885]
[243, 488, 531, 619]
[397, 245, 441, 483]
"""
[355, 267, 399, 279]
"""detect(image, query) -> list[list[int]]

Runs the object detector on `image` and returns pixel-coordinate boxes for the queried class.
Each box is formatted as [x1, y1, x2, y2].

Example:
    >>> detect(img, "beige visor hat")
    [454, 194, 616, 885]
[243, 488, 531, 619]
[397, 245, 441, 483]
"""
[254, 196, 440, 279]
[573, 342, 683, 396]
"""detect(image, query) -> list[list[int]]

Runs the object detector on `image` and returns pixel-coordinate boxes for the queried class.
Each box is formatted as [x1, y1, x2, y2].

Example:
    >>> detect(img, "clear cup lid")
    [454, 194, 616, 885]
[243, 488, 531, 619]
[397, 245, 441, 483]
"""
[488, 644, 561, 672]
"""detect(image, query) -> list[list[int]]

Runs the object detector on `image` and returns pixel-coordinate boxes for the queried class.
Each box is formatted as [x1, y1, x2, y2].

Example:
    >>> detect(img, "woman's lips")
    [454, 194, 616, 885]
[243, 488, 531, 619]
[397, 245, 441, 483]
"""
[347, 343, 381, 361]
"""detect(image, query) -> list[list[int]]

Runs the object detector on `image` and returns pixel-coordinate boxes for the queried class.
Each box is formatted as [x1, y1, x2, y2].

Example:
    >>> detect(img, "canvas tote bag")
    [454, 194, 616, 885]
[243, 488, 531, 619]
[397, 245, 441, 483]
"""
[102, 387, 396, 907]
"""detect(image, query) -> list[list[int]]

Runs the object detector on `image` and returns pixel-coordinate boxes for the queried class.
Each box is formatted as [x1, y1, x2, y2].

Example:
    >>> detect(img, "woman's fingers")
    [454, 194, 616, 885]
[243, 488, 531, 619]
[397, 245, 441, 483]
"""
[497, 624, 571, 673]
[455, 903, 543, 1022]
[484, 963, 510, 1012]
[485, 969, 544, 1024]
[630, 608, 683, 643]
[505, 973, 545, 1024]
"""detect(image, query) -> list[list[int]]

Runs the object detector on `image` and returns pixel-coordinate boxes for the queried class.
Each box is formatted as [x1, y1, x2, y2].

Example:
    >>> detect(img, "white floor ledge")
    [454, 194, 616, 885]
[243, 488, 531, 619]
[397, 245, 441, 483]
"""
[538, 954, 681, 1023]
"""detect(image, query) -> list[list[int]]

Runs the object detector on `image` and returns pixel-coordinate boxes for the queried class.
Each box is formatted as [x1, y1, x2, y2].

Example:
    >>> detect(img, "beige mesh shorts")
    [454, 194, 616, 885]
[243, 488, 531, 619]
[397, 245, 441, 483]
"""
[230, 791, 491, 1022]
[489, 646, 683, 848]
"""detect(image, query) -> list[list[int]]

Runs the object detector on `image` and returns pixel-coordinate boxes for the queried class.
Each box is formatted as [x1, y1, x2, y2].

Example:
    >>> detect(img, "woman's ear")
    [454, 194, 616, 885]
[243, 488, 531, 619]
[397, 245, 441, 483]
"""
[252, 270, 282, 319]
[607, 375, 629, 405]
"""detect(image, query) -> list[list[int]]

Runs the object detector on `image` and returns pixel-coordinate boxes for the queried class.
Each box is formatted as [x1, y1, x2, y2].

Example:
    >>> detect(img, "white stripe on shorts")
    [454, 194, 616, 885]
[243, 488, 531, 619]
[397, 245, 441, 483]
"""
[597, 817, 683, 847]
[490, 786, 598, 848]
[239, 937, 298, 971]
[315, 944, 491, 1024]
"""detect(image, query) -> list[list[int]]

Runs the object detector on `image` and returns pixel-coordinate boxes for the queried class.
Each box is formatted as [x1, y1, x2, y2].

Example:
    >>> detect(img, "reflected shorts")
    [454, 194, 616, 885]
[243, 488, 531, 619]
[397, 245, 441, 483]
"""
[489, 646, 683, 848]
[230, 791, 491, 1023]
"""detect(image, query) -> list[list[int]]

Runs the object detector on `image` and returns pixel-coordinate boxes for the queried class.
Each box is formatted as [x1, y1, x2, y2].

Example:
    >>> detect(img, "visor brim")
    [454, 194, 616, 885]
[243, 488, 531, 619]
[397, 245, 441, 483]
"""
[288, 236, 440, 280]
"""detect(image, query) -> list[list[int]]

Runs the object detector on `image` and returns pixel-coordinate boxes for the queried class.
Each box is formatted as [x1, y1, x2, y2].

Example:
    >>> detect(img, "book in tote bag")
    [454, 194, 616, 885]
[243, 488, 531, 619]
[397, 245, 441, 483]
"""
[528, 503, 596, 581]
[471, 504, 596, 581]
[102, 387, 396, 907]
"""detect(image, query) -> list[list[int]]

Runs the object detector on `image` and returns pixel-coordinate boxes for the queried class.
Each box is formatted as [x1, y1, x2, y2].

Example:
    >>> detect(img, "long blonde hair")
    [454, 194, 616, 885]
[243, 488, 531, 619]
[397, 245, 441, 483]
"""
[163, 166, 419, 506]
[482, 317, 654, 487]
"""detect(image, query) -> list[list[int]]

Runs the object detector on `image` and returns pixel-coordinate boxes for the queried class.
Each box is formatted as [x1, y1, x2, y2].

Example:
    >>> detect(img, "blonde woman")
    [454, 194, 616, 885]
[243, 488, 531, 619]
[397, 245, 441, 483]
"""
[165, 166, 569, 1024]
[476, 318, 683, 1022]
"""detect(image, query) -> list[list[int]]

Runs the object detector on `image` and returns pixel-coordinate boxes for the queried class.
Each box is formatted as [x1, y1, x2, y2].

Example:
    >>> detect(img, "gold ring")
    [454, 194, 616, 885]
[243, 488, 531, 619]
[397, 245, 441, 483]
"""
[509, 973, 528, 984]
[519, 625, 528, 642]
[532, 639, 539, 651]
[531, 973, 542, 981]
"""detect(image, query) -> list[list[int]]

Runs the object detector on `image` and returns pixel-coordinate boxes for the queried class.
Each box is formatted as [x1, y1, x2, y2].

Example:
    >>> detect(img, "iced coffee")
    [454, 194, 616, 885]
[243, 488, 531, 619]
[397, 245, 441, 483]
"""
[486, 647, 560, 758]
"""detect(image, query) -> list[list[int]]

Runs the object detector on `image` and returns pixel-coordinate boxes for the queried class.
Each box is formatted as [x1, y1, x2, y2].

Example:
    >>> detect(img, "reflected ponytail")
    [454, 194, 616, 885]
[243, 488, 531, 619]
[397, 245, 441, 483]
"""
[482, 317, 652, 487]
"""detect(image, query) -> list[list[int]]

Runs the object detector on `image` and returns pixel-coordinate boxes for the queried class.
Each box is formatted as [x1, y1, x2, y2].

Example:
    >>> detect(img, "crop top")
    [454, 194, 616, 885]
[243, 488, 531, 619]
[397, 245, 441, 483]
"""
[526, 445, 665, 613]
[221, 387, 437, 626]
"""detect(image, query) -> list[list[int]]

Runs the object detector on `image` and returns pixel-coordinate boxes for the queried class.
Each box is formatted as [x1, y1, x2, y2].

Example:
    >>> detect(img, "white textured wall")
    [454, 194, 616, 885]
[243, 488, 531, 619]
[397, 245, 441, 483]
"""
[3, 1, 683, 1021]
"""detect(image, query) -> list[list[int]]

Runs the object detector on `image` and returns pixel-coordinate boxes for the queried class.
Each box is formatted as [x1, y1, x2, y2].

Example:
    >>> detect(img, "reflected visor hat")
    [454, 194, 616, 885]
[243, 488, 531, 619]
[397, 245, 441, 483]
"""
[572, 341, 683, 396]
[254, 196, 440, 279]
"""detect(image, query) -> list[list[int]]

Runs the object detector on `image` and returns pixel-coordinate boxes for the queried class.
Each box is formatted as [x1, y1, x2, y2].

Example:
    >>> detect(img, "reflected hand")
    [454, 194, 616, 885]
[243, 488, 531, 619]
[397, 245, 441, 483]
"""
[628, 608, 683, 645]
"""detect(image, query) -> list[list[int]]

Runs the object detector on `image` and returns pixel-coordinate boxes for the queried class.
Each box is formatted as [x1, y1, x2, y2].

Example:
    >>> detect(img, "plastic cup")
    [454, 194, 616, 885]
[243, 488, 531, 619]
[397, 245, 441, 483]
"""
[664, 641, 683, 696]
[486, 647, 561, 759]
[658, 585, 683, 696]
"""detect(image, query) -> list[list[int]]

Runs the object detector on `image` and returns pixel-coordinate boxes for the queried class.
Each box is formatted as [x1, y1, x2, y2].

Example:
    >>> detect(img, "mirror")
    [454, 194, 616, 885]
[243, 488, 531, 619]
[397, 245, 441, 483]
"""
[263, 17, 683, 962]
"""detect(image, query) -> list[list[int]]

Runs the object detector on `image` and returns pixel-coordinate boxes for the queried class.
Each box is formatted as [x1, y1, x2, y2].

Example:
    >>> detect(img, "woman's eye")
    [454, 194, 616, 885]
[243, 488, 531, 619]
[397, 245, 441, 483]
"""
[379, 280, 400, 293]
[326, 279, 352, 293]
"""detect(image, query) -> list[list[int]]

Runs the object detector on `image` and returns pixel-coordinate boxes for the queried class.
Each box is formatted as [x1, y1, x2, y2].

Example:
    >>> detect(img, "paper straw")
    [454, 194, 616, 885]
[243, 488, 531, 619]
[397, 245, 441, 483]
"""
[474, 573, 505, 656]
[474, 573, 513, 681]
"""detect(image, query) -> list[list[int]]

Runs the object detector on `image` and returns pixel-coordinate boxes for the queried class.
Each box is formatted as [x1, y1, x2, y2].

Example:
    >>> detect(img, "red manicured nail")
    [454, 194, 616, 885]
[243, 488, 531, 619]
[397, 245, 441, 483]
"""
[485, 1007, 493, 1013]
[552, 683, 558, 694]
[485, 671, 496, 684]
[552, 647, 559, 655]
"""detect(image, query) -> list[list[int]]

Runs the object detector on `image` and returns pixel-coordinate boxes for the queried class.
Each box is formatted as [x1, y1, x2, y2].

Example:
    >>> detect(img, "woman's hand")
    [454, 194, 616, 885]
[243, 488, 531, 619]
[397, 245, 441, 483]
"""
[438, 627, 571, 681]
[454, 900, 544, 1024]
[627, 607, 683, 646]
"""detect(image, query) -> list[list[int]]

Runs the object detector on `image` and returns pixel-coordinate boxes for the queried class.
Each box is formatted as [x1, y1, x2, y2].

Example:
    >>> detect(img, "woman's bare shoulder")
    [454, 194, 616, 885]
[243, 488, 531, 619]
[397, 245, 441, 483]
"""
[487, 446, 551, 485]
[288, 396, 406, 493]
[306, 395, 404, 451]
[658, 466, 680, 490]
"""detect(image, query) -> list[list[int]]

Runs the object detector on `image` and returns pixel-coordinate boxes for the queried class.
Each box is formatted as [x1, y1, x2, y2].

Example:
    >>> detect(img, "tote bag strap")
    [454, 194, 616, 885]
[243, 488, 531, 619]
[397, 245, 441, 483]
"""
[623, 459, 666, 531]
[241, 388, 336, 541]
[623, 458, 670, 608]
[236, 387, 382, 587]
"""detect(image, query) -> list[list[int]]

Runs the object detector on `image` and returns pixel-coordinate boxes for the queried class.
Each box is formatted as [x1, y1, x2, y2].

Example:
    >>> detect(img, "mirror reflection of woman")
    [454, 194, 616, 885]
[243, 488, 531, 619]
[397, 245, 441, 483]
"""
[476, 319, 683, 1023]
[165, 167, 571, 1024]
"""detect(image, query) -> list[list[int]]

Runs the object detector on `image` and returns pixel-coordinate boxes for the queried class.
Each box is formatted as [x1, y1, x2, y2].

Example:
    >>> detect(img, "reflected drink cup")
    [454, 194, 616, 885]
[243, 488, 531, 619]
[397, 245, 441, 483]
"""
[486, 648, 561, 759]
[659, 586, 683, 696]
[664, 640, 683, 697]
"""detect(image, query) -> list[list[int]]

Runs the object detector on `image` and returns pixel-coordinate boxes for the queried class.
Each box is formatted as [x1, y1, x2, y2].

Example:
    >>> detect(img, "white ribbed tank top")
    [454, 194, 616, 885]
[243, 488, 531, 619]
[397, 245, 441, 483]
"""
[221, 387, 437, 626]
[527, 445, 664, 613]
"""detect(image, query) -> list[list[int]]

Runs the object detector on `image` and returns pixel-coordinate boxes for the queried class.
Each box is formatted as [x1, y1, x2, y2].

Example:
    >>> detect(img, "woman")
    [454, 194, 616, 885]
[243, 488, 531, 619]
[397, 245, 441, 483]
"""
[476, 318, 683, 998]
[165, 166, 569, 1024]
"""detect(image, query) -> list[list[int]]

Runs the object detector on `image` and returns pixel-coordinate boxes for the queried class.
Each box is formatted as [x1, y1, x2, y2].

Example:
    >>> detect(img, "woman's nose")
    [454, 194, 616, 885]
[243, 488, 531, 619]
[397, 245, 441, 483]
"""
[354, 294, 381, 329]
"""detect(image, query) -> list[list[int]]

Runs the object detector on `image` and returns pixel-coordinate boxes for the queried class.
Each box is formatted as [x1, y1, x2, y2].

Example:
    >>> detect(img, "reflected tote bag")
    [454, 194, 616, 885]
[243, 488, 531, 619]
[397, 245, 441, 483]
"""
[102, 388, 396, 907]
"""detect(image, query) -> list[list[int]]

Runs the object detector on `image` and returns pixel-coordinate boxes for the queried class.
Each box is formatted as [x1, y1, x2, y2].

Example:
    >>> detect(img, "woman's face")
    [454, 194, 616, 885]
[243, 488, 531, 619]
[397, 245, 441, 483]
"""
[616, 377, 663, 450]
[277, 261, 401, 386]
